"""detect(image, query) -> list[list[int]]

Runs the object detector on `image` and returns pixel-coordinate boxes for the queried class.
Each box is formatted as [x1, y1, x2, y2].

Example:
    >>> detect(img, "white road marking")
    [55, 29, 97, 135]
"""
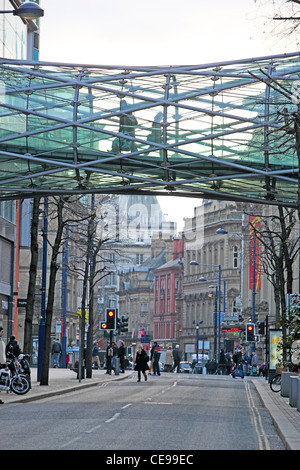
[105, 412, 120, 423]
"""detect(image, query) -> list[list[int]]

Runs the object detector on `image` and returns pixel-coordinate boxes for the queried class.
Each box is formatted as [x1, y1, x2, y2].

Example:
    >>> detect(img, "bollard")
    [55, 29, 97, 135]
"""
[297, 378, 300, 412]
[281, 372, 298, 397]
[289, 376, 298, 407]
[115, 358, 120, 375]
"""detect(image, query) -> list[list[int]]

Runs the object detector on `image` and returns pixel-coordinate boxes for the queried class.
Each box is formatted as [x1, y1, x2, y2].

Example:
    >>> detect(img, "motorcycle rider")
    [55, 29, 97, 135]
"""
[6, 335, 22, 357]
[0, 326, 6, 404]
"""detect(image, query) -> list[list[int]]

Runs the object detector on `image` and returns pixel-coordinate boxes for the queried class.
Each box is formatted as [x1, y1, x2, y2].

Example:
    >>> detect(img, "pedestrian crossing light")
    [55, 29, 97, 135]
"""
[257, 321, 265, 335]
[116, 316, 121, 334]
[246, 323, 255, 342]
[120, 314, 128, 332]
[106, 308, 117, 330]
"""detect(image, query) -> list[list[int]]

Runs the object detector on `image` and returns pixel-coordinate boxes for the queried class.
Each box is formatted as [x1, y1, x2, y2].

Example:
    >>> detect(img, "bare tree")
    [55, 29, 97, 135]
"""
[40, 197, 65, 385]
[67, 196, 115, 380]
[23, 197, 40, 355]
[248, 207, 299, 331]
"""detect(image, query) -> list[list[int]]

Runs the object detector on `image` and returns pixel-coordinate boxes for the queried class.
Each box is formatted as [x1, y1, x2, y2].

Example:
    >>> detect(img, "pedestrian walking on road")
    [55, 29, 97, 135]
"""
[164, 346, 173, 372]
[118, 340, 126, 373]
[51, 338, 62, 368]
[134, 345, 149, 382]
[149, 342, 157, 375]
[205, 359, 217, 374]
[111, 341, 119, 375]
[251, 351, 258, 376]
[219, 349, 226, 375]
[106, 341, 112, 375]
[92, 341, 100, 369]
[225, 352, 232, 375]
[152, 343, 161, 376]
[242, 351, 250, 376]
[171, 345, 181, 373]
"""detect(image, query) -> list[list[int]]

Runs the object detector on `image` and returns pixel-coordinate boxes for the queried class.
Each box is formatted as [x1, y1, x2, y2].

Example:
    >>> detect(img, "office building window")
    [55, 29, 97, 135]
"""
[136, 253, 143, 265]
[233, 246, 238, 269]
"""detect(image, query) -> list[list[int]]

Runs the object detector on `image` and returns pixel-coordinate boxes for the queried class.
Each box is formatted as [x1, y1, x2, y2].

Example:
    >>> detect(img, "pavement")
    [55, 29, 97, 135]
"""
[252, 377, 300, 450]
[0, 367, 134, 405]
[1, 368, 300, 450]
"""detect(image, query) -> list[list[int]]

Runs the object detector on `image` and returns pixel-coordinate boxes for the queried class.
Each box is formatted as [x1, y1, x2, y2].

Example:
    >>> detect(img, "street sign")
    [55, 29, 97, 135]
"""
[141, 334, 150, 344]
[222, 327, 243, 332]
[17, 299, 27, 308]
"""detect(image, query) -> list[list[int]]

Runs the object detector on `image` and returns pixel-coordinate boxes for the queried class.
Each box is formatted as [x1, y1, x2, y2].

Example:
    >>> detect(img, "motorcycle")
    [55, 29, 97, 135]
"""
[16, 353, 31, 386]
[0, 352, 30, 395]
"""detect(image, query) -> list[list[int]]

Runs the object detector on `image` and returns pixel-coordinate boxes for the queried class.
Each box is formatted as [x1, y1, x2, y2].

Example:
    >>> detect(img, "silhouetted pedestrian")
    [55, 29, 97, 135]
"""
[51, 339, 62, 367]
[172, 345, 181, 373]
[118, 340, 126, 373]
[134, 345, 149, 382]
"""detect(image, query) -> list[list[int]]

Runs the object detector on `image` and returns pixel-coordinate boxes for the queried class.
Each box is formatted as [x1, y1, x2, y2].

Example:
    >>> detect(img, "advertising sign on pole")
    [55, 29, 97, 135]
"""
[269, 329, 282, 370]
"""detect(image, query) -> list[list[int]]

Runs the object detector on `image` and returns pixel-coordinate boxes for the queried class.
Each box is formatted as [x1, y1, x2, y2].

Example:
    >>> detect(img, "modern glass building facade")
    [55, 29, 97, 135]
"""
[0, 52, 299, 208]
[0, 0, 27, 59]
[0, 0, 39, 337]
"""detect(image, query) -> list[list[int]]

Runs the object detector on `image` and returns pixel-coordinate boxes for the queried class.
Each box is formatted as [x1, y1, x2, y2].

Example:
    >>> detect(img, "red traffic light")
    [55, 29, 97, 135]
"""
[100, 321, 108, 330]
[246, 323, 255, 341]
[105, 308, 117, 330]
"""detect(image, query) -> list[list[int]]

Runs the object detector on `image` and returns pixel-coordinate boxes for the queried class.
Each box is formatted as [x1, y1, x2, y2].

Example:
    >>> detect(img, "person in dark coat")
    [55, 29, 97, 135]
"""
[219, 349, 226, 375]
[118, 340, 126, 373]
[171, 345, 181, 373]
[6, 336, 22, 357]
[134, 345, 149, 382]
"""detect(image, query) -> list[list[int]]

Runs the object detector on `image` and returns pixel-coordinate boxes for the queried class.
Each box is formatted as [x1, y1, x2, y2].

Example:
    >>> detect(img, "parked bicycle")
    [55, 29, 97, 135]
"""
[270, 373, 281, 393]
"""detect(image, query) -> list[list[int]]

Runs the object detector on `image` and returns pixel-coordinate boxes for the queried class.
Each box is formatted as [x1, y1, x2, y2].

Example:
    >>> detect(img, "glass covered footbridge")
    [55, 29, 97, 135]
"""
[0, 52, 300, 205]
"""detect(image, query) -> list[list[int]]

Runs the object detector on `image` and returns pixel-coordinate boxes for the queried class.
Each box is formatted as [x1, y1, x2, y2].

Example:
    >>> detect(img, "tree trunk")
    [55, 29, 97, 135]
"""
[23, 197, 40, 355]
[86, 267, 95, 379]
[40, 198, 64, 386]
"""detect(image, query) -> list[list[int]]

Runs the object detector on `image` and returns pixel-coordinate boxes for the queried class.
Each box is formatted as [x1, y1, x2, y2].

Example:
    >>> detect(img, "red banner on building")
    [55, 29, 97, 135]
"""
[249, 216, 261, 290]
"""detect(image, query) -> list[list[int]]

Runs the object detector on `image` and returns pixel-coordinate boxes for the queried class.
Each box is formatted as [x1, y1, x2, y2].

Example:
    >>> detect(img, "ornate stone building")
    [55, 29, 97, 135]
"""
[182, 199, 277, 362]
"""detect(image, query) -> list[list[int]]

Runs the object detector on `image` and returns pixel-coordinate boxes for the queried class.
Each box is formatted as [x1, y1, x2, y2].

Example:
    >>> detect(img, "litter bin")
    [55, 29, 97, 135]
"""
[194, 364, 202, 374]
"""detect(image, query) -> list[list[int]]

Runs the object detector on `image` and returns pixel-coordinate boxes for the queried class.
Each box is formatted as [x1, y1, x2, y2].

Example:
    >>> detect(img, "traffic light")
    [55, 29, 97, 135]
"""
[116, 316, 121, 334]
[246, 323, 255, 342]
[106, 308, 117, 330]
[120, 314, 128, 332]
[257, 321, 265, 335]
[100, 321, 108, 330]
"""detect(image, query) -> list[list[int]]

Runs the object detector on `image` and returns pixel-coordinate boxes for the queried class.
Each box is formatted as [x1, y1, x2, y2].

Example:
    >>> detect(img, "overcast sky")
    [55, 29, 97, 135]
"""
[39, 0, 291, 65]
[38, 0, 297, 231]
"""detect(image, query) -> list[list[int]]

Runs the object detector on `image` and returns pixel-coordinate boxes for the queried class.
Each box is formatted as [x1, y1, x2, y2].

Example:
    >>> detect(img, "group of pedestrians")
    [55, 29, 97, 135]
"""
[134, 342, 182, 382]
[205, 348, 260, 378]
[221, 348, 259, 378]
[105, 340, 126, 375]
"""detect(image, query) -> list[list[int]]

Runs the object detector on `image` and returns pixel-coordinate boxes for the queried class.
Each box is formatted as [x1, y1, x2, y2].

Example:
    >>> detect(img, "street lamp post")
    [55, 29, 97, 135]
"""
[216, 227, 257, 353]
[190, 261, 222, 366]
[37, 197, 48, 382]
[209, 285, 218, 361]
[196, 323, 199, 364]
[0, 2, 44, 19]
[61, 225, 69, 368]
